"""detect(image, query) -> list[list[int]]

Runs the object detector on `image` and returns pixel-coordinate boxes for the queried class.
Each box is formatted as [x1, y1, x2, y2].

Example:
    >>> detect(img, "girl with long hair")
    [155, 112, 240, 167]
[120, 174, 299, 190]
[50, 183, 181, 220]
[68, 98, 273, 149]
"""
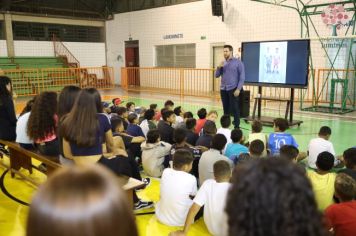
[60, 88, 153, 210]
[16, 96, 37, 150]
[0, 76, 17, 141]
[27, 91, 59, 156]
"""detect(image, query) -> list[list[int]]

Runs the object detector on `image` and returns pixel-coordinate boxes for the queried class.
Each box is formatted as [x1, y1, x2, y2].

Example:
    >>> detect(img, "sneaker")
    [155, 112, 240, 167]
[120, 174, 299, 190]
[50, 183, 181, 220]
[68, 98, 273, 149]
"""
[134, 200, 154, 211]
[136, 178, 150, 191]
[142, 178, 150, 187]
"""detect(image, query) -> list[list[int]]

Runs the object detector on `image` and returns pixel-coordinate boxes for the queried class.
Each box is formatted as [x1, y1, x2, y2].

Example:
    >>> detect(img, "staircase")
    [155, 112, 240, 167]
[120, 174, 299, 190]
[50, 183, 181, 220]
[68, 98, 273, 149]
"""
[52, 34, 99, 87]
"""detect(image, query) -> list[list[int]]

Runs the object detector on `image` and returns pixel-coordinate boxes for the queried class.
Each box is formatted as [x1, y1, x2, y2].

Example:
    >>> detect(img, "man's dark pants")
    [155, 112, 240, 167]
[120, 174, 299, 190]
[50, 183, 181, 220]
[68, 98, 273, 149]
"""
[220, 88, 240, 128]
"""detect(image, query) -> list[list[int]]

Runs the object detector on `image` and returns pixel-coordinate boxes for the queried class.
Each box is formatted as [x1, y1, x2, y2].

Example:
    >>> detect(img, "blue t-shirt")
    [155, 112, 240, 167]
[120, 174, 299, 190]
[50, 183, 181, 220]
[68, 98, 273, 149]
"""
[225, 143, 249, 161]
[126, 123, 145, 137]
[268, 132, 298, 156]
[70, 114, 111, 156]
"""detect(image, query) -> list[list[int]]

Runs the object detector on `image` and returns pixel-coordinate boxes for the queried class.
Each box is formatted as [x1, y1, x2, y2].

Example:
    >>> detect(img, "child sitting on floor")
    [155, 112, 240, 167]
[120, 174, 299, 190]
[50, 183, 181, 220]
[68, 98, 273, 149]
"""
[268, 118, 298, 156]
[156, 149, 197, 226]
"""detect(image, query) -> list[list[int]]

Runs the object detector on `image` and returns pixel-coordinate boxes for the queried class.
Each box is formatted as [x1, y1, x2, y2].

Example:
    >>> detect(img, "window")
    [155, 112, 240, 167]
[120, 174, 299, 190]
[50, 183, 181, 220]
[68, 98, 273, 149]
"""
[156, 44, 196, 68]
[12, 22, 104, 42]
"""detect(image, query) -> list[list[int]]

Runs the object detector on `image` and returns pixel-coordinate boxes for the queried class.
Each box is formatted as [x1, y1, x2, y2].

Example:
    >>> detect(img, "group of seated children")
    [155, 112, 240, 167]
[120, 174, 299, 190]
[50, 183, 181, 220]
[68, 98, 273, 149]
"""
[105, 97, 355, 236]
[5, 83, 356, 236]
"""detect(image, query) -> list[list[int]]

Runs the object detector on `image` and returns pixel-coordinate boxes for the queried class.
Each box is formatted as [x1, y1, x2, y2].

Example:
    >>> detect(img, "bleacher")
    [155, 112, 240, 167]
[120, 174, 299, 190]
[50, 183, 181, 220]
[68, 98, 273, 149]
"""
[0, 57, 66, 70]
[0, 56, 81, 95]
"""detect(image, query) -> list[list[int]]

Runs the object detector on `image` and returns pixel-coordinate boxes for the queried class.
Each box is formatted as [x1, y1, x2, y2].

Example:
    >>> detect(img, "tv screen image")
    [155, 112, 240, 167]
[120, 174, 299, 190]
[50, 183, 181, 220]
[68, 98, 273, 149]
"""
[241, 39, 310, 88]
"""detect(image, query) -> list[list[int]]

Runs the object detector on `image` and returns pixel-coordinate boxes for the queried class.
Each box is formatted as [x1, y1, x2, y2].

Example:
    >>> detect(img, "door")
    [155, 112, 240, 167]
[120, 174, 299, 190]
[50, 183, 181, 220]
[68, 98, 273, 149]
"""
[212, 46, 224, 91]
[125, 40, 140, 86]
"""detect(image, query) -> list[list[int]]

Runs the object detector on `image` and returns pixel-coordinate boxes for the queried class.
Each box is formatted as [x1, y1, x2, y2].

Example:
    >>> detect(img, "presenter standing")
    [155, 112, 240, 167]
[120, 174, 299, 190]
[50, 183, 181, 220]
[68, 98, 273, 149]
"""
[215, 45, 245, 128]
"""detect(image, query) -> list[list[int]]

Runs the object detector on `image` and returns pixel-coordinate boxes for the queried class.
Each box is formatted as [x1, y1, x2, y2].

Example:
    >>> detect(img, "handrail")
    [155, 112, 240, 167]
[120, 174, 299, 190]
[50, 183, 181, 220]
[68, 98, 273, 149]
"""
[121, 67, 355, 106]
[52, 34, 80, 68]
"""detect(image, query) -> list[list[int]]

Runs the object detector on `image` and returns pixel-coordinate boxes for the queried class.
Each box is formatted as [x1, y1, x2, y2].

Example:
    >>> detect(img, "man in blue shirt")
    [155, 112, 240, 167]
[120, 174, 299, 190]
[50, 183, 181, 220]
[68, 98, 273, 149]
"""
[215, 45, 245, 128]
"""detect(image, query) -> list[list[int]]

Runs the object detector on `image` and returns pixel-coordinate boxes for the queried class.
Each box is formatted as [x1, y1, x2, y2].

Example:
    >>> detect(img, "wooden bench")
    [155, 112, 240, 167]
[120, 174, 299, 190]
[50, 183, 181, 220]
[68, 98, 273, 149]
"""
[0, 139, 144, 208]
[0, 139, 61, 186]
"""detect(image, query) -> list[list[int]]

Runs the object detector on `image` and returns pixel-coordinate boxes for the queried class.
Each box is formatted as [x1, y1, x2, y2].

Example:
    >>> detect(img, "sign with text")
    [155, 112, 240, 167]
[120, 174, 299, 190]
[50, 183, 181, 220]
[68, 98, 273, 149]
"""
[163, 33, 183, 40]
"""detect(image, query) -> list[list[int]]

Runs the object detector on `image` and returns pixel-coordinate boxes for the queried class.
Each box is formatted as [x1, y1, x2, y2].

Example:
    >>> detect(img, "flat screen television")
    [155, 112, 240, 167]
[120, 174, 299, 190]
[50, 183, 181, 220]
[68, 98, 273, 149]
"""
[241, 39, 310, 88]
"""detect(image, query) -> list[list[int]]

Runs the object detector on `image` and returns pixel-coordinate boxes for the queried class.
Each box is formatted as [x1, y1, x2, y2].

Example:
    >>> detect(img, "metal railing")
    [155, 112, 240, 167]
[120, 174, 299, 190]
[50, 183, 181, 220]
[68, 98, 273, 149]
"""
[3, 67, 115, 96]
[53, 34, 80, 68]
[121, 67, 355, 107]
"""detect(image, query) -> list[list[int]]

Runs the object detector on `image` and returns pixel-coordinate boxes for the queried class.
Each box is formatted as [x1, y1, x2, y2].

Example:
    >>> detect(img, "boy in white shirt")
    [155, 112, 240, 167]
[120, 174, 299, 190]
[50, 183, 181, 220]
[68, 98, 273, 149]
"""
[217, 114, 232, 144]
[178, 160, 231, 236]
[308, 126, 337, 169]
[173, 106, 184, 128]
[156, 149, 197, 226]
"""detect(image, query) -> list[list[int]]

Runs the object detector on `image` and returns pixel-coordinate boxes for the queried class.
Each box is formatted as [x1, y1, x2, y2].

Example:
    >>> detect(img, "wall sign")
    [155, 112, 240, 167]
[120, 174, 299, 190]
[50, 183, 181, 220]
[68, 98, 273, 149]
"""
[163, 33, 183, 40]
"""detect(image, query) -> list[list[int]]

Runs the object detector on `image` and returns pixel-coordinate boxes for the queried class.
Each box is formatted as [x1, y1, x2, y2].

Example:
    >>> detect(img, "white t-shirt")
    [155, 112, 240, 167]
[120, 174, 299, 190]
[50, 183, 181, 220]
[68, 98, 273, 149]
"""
[16, 112, 33, 144]
[248, 132, 268, 156]
[139, 119, 149, 137]
[194, 179, 230, 236]
[217, 128, 232, 144]
[156, 168, 197, 226]
[173, 116, 184, 128]
[248, 132, 267, 146]
[308, 137, 336, 169]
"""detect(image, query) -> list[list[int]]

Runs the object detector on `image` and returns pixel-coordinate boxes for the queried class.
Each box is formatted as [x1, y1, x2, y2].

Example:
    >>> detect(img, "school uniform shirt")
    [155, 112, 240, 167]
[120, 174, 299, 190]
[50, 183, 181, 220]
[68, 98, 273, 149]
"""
[217, 128, 232, 144]
[325, 201, 356, 236]
[157, 120, 174, 144]
[186, 130, 199, 146]
[194, 179, 230, 236]
[224, 143, 249, 161]
[156, 168, 197, 226]
[16, 112, 33, 144]
[69, 114, 111, 156]
[307, 170, 336, 211]
[268, 132, 298, 156]
[0, 96, 17, 141]
[141, 141, 171, 177]
[198, 149, 233, 185]
[170, 144, 203, 178]
[116, 117, 128, 130]
[308, 137, 336, 169]
[196, 134, 213, 149]
[126, 123, 145, 137]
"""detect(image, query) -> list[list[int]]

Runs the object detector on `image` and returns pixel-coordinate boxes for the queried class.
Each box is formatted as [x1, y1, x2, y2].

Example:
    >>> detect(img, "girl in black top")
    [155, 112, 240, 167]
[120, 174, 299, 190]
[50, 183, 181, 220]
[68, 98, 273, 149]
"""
[0, 76, 17, 141]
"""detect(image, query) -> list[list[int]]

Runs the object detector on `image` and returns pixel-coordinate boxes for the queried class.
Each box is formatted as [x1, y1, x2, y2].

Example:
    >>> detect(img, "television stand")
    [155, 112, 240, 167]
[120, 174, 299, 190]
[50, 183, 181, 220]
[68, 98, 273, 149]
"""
[243, 86, 303, 127]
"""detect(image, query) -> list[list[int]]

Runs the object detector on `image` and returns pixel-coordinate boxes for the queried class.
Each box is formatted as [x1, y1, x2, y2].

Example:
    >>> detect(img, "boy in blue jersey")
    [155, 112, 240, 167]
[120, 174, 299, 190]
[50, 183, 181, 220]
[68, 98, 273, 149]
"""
[268, 118, 298, 156]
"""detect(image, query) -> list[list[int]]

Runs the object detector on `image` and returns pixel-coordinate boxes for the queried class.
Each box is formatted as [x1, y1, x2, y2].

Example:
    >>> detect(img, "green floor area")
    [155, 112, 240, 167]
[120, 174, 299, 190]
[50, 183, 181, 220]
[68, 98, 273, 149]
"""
[115, 96, 356, 155]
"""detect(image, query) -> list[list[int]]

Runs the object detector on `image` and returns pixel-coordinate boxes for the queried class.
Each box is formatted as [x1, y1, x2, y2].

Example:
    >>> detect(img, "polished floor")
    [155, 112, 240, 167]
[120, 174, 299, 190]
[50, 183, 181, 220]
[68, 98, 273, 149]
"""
[1, 88, 356, 236]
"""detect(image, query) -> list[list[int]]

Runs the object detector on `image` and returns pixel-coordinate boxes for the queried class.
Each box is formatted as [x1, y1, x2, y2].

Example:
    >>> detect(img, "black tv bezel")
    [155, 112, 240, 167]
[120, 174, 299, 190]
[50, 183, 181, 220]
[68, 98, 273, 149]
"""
[241, 39, 310, 89]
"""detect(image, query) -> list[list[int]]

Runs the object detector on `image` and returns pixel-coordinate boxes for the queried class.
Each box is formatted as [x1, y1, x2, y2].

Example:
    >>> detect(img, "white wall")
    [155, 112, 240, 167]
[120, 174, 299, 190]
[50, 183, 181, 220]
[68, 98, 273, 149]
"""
[106, 0, 303, 84]
[14, 41, 54, 57]
[13, 41, 106, 67]
[0, 40, 8, 56]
